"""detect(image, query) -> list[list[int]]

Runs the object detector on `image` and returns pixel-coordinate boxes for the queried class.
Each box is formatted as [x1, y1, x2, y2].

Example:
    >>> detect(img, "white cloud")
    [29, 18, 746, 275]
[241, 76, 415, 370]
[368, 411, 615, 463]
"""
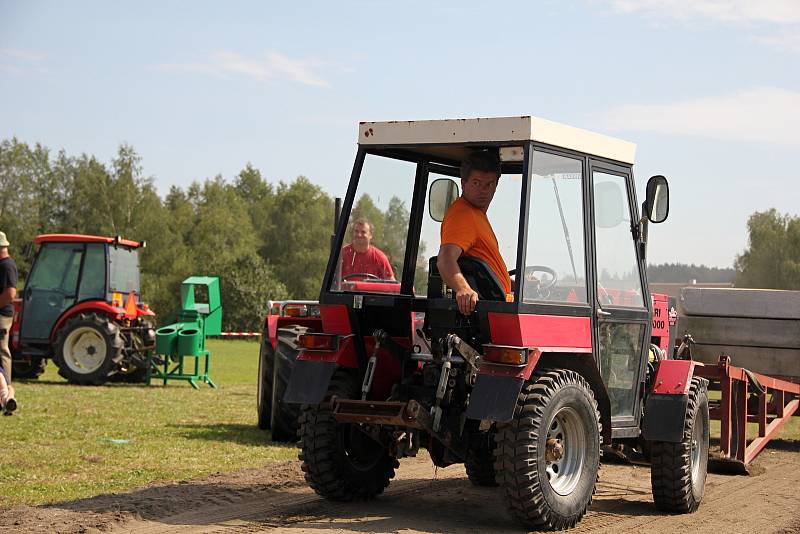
[600, 87, 800, 147]
[608, 0, 800, 25]
[0, 48, 46, 62]
[159, 51, 330, 88]
[754, 29, 800, 53]
[603, 1, 800, 53]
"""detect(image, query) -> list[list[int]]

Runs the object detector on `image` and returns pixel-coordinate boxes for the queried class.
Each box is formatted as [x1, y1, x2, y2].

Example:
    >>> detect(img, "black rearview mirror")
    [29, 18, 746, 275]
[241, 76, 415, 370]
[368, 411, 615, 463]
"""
[645, 175, 669, 223]
[428, 178, 459, 222]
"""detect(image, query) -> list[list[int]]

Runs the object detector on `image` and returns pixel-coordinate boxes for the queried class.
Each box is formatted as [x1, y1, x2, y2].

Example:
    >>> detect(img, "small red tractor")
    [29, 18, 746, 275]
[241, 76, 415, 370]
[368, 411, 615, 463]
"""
[267, 116, 799, 530]
[11, 234, 156, 384]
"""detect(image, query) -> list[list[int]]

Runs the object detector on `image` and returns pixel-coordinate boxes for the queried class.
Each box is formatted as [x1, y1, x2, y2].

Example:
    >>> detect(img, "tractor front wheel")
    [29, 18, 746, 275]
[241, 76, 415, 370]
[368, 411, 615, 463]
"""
[299, 369, 398, 501]
[494, 368, 601, 531]
[650, 377, 709, 513]
[256, 334, 274, 430]
[269, 327, 305, 442]
[55, 313, 123, 385]
[465, 428, 498, 487]
[12, 356, 47, 380]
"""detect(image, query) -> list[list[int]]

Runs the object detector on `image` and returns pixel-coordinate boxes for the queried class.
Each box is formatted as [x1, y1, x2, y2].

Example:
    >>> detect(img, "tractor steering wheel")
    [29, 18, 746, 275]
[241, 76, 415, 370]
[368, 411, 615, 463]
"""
[342, 273, 381, 282]
[524, 265, 558, 293]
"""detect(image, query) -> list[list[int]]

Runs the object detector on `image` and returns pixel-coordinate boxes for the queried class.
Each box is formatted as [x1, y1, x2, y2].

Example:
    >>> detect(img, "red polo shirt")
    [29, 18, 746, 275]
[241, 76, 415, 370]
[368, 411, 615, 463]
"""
[341, 244, 395, 280]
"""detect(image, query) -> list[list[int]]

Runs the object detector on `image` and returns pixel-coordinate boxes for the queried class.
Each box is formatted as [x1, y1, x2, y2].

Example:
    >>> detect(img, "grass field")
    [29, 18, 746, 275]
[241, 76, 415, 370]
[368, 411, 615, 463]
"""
[1, 340, 797, 508]
[1, 339, 296, 507]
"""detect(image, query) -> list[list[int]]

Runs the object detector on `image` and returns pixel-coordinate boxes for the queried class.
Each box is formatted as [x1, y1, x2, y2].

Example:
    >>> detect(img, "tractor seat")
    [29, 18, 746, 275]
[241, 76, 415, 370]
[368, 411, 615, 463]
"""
[427, 255, 506, 301]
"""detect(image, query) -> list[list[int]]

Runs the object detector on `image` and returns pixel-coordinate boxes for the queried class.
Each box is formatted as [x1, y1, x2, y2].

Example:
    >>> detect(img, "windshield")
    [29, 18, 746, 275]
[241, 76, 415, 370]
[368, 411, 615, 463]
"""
[109, 246, 140, 294]
[329, 150, 524, 298]
[329, 153, 414, 295]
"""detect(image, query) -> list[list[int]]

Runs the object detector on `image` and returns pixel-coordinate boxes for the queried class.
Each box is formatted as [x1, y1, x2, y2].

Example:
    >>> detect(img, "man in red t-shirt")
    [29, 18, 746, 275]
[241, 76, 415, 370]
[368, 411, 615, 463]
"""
[340, 218, 395, 280]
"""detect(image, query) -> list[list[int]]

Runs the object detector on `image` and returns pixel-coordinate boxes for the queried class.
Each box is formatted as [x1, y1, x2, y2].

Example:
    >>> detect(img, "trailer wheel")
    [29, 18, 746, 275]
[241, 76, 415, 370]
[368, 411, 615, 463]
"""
[494, 368, 601, 531]
[465, 428, 498, 487]
[650, 377, 709, 513]
[256, 334, 274, 430]
[299, 370, 398, 501]
[12, 357, 47, 380]
[55, 313, 123, 385]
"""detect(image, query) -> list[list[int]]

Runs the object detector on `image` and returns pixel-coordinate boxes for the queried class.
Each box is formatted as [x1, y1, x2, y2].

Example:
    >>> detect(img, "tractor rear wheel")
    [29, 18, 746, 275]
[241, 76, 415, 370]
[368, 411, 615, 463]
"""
[55, 313, 123, 385]
[494, 368, 601, 531]
[256, 334, 274, 430]
[12, 356, 47, 380]
[299, 369, 398, 501]
[465, 428, 498, 487]
[650, 377, 709, 513]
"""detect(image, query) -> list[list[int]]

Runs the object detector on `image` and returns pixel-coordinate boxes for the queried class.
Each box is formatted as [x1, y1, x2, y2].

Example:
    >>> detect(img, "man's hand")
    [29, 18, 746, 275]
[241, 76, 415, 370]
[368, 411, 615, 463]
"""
[437, 244, 479, 315]
[455, 287, 479, 315]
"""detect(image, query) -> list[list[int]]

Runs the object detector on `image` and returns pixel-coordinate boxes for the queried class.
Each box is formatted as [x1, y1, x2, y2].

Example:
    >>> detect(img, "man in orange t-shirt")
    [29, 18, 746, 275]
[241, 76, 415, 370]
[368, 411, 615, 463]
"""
[437, 150, 511, 315]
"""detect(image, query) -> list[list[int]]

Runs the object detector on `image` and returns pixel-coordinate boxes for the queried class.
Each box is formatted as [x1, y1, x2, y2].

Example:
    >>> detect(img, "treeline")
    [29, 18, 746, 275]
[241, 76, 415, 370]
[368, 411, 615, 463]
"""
[735, 209, 800, 289]
[646, 263, 735, 283]
[0, 138, 407, 330]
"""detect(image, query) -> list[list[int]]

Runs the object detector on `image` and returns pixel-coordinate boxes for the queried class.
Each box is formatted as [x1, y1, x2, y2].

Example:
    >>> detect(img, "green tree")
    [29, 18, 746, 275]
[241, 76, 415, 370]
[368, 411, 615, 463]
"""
[262, 177, 334, 299]
[735, 209, 800, 289]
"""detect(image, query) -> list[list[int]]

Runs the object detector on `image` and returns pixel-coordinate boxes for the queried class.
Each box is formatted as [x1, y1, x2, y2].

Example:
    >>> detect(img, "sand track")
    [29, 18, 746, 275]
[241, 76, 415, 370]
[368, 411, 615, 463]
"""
[2, 443, 798, 533]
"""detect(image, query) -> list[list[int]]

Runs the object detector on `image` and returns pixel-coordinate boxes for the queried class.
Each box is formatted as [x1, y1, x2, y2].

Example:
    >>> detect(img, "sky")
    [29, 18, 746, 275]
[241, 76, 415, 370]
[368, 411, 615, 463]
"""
[1, 0, 799, 268]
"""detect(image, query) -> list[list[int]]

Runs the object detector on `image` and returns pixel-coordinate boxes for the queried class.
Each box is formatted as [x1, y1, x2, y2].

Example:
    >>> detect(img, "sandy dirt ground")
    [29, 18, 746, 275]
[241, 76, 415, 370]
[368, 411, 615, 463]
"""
[2, 442, 798, 534]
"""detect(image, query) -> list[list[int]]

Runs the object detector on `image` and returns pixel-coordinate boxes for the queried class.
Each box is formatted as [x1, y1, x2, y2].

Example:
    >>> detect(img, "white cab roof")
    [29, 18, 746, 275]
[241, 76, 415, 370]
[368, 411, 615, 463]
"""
[358, 115, 636, 165]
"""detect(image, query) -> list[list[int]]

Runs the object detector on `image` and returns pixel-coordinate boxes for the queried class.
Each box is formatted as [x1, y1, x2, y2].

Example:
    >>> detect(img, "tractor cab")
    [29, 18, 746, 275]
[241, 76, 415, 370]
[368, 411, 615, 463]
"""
[12, 234, 155, 384]
[321, 116, 667, 425]
[287, 116, 689, 531]
[18, 235, 144, 343]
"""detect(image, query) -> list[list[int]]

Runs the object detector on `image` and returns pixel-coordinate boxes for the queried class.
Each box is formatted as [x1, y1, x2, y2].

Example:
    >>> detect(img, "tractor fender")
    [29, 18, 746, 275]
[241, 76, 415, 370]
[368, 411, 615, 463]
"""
[465, 350, 612, 443]
[641, 359, 696, 443]
[50, 300, 124, 342]
[283, 336, 359, 404]
[263, 315, 324, 351]
[534, 352, 612, 444]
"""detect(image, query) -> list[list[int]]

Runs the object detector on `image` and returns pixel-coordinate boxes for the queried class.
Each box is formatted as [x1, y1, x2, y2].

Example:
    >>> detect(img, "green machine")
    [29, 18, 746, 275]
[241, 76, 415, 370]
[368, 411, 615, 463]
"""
[149, 276, 222, 389]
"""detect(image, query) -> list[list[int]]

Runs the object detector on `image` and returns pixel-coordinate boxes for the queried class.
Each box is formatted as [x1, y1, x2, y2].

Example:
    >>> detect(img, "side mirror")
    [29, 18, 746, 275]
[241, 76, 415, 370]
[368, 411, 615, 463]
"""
[645, 175, 669, 223]
[428, 178, 460, 222]
[594, 181, 625, 228]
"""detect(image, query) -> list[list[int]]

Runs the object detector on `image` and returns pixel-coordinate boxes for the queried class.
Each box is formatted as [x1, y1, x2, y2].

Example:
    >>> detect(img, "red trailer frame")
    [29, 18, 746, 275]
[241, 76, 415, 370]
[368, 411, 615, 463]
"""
[694, 355, 800, 470]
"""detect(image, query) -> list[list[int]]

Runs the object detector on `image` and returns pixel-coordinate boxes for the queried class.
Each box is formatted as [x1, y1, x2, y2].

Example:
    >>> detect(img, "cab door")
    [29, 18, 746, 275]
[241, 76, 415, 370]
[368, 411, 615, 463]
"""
[589, 162, 650, 434]
[20, 243, 84, 342]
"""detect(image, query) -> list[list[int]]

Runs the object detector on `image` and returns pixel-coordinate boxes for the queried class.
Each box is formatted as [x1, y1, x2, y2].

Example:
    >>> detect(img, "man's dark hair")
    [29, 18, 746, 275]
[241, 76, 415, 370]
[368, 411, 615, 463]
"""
[460, 149, 501, 181]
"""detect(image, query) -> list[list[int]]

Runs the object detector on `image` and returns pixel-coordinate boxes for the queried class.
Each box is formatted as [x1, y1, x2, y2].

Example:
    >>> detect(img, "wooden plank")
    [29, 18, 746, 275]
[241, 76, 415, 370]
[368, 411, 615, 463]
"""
[680, 287, 800, 319]
[676, 316, 800, 349]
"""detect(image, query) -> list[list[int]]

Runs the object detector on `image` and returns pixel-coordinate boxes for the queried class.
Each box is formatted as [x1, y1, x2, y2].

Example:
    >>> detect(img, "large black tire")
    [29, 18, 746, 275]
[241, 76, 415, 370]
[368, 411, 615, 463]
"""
[12, 356, 47, 380]
[270, 327, 306, 442]
[256, 334, 274, 430]
[494, 369, 601, 531]
[109, 365, 148, 383]
[299, 370, 398, 501]
[650, 377, 709, 513]
[54, 313, 124, 385]
[465, 428, 498, 487]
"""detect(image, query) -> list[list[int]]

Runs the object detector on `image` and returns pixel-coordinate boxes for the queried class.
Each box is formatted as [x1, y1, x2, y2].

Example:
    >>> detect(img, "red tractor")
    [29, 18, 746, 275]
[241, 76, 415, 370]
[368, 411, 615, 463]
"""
[278, 116, 712, 530]
[11, 234, 156, 384]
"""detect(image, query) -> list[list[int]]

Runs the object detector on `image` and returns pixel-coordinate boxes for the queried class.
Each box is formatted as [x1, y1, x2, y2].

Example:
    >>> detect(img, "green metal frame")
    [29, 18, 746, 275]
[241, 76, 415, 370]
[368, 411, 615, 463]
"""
[148, 276, 222, 388]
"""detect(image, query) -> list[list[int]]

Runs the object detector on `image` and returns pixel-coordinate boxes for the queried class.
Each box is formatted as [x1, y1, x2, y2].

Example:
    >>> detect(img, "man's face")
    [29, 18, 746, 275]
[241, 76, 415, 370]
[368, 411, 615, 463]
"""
[351, 223, 373, 250]
[462, 170, 499, 212]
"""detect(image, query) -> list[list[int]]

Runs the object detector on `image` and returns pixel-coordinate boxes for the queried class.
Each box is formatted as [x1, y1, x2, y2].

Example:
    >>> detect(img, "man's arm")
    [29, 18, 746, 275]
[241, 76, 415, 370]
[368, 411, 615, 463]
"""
[0, 287, 16, 308]
[437, 244, 478, 315]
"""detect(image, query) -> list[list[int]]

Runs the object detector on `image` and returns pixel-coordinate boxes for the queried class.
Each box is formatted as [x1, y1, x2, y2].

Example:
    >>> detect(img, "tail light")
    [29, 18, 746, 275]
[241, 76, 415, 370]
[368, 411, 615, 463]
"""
[284, 305, 308, 317]
[299, 333, 340, 351]
[482, 344, 529, 365]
